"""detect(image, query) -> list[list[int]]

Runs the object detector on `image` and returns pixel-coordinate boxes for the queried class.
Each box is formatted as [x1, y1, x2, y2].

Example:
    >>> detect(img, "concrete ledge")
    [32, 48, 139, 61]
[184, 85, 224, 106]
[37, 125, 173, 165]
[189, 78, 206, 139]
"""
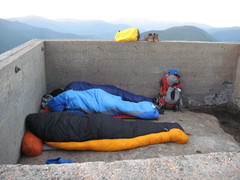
[0, 39, 43, 64]
[1, 151, 240, 179]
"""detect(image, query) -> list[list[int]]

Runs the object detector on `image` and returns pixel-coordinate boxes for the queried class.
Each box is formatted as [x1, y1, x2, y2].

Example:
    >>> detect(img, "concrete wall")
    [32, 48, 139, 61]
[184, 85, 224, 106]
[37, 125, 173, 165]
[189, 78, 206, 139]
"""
[45, 40, 240, 106]
[0, 40, 239, 164]
[233, 56, 240, 107]
[0, 40, 46, 164]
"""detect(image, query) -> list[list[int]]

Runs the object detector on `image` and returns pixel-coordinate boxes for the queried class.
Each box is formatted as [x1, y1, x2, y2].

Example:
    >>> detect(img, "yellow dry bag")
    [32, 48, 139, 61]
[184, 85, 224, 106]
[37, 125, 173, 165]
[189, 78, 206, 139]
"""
[115, 28, 140, 41]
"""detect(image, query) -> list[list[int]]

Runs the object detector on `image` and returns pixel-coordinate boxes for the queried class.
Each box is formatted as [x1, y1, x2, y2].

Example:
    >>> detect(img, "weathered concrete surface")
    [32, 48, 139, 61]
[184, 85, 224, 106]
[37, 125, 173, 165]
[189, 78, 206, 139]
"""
[18, 110, 240, 165]
[2, 152, 240, 179]
[0, 40, 46, 164]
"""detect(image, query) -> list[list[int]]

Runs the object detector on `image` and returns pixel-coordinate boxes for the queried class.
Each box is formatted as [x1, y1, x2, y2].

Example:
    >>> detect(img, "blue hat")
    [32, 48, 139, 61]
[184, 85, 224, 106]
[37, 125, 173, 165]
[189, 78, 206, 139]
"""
[168, 69, 180, 77]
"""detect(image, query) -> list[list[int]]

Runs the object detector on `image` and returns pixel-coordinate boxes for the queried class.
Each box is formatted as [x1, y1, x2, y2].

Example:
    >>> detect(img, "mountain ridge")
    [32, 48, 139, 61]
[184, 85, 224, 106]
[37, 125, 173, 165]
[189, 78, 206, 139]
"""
[1, 16, 240, 54]
[0, 18, 86, 54]
[8, 16, 240, 42]
[8, 16, 131, 39]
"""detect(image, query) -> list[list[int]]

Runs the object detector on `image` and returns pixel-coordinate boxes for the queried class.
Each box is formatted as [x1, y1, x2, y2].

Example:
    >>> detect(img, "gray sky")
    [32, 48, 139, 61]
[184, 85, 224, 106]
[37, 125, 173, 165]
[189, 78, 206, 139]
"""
[1, 0, 239, 27]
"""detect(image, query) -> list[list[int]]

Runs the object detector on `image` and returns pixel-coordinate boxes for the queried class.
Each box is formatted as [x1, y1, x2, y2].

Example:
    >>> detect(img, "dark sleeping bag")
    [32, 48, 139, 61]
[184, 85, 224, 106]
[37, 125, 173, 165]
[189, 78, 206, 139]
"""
[26, 112, 184, 142]
[65, 81, 152, 103]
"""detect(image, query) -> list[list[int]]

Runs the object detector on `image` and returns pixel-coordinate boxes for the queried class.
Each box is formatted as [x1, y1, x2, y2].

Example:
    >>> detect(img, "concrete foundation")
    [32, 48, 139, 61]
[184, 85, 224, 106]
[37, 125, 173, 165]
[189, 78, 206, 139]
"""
[0, 40, 240, 171]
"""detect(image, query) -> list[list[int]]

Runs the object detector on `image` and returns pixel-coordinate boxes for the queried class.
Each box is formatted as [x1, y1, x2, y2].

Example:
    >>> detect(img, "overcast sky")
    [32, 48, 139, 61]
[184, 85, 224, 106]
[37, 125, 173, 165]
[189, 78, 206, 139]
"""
[1, 0, 239, 27]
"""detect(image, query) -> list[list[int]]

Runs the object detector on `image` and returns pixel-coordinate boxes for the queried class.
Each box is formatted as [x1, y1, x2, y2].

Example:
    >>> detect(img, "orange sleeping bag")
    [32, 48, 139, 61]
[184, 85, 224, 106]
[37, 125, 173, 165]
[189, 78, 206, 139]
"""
[46, 128, 188, 151]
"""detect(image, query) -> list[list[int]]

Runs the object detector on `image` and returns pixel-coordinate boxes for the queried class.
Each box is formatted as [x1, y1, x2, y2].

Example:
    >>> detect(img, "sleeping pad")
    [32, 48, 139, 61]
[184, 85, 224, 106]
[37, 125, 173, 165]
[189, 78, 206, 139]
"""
[65, 81, 152, 102]
[26, 112, 185, 142]
[47, 89, 159, 119]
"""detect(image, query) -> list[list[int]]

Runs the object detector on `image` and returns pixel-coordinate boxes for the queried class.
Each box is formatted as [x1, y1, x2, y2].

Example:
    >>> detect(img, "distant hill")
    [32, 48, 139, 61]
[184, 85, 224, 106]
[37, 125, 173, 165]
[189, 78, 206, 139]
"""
[0, 19, 86, 54]
[206, 27, 240, 42]
[112, 18, 213, 32]
[9, 16, 131, 39]
[1, 16, 239, 54]
[7, 16, 240, 42]
[140, 26, 216, 42]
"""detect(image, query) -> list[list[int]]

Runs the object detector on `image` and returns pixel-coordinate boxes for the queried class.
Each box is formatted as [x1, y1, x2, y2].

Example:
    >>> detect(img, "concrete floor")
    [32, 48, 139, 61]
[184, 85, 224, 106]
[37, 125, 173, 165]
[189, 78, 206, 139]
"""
[19, 109, 240, 165]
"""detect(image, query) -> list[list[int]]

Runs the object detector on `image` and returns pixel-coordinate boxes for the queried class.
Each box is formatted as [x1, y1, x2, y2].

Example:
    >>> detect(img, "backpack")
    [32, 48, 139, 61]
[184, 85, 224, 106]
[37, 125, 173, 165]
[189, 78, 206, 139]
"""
[158, 74, 182, 111]
[115, 28, 140, 41]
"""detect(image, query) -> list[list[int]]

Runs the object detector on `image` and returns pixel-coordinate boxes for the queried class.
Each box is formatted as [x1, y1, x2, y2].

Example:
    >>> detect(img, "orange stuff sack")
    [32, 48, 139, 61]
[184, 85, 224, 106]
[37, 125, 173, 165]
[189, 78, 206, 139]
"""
[21, 130, 43, 156]
[46, 128, 188, 151]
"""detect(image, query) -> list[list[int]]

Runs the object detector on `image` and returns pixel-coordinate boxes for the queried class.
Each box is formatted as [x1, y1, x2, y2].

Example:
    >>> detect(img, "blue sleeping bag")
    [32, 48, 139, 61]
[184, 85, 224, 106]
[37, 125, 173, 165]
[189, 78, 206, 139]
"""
[65, 81, 152, 103]
[47, 89, 159, 119]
